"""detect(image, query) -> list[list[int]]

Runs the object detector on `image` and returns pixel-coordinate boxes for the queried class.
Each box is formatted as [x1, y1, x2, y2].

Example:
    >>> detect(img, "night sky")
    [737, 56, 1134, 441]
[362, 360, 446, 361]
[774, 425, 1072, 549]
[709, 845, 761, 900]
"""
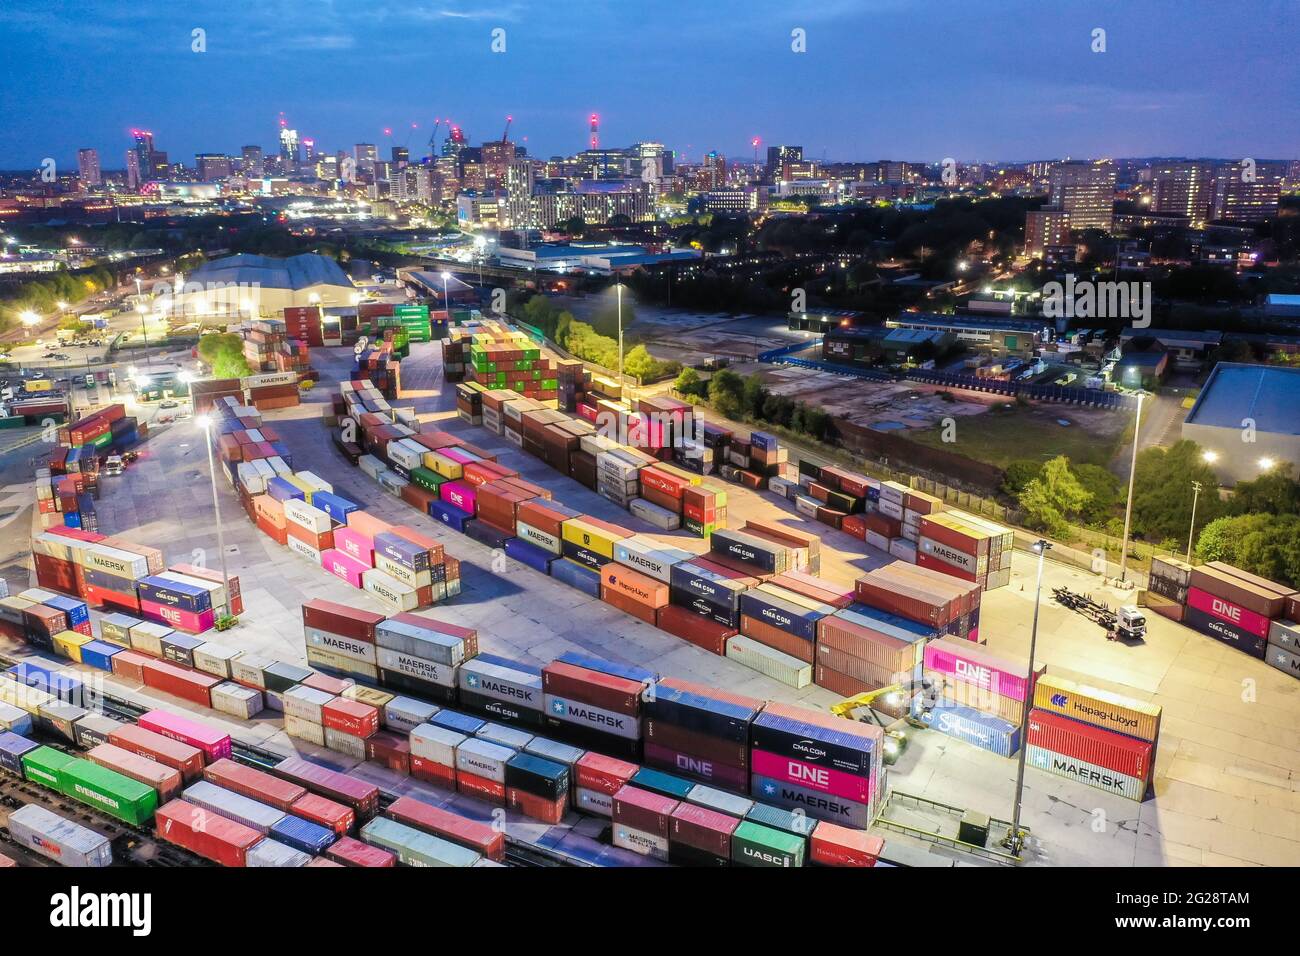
[2, 0, 1296, 171]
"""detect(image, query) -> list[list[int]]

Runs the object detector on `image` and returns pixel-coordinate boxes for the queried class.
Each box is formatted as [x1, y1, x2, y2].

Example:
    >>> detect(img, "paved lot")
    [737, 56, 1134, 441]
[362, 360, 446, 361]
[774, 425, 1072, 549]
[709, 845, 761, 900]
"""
[5, 338, 1299, 867]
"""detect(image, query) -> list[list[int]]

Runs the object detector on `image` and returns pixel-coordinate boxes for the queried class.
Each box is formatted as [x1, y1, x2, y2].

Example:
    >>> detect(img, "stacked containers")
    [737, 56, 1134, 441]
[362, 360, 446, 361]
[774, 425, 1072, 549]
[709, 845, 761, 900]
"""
[573, 751, 638, 817]
[643, 677, 761, 793]
[541, 655, 650, 761]
[918, 637, 1040, 756]
[1185, 561, 1294, 661]
[505, 751, 571, 823]
[750, 701, 884, 829]
[303, 599, 386, 682]
[854, 560, 982, 642]
[1145, 556, 1192, 623]
[814, 603, 934, 700]
[375, 612, 476, 705]
[612, 785, 678, 861]
[917, 511, 1015, 590]
[457, 653, 545, 728]
[739, 582, 834, 665]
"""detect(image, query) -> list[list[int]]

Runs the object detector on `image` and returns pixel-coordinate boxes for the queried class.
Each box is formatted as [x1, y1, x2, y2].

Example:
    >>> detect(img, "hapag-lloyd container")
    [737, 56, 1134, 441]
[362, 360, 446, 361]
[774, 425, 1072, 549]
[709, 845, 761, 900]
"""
[749, 773, 870, 829]
[1031, 674, 1161, 742]
[923, 636, 1041, 702]
[750, 749, 872, 804]
[1186, 587, 1271, 638]
[1026, 708, 1153, 782]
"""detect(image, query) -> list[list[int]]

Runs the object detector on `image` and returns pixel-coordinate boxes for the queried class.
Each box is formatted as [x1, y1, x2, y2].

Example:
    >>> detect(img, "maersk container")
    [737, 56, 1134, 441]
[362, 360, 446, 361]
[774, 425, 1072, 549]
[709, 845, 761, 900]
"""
[375, 619, 465, 666]
[384, 696, 440, 735]
[504, 536, 556, 573]
[455, 737, 516, 783]
[910, 700, 1020, 757]
[183, 780, 287, 834]
[0, 730, 39, 775]
[431, 709, 487, 736]
[457, 656, 543, 712]
[477, 721, 535, 751]
[7, 803, 112, 867]
[545, 694, 640, 741]
[1026, 745, 1147, 801]
[731, 820, 805, 868]
[361, 816, 481, 867]
[550, 557, 602, 597]
[269, 814, 336, 855]
[750, 773, 870, 829]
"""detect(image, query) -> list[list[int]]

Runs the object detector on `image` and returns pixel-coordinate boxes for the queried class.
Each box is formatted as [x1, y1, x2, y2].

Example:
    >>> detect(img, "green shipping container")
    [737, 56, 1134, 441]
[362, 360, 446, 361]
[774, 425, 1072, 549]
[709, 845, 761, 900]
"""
[62, 758, 158, 826]
[731, 821, 806, 868]
[21, 746, 76, 790]
[361, 817, 480, 867]
[410, 466, 446, 493]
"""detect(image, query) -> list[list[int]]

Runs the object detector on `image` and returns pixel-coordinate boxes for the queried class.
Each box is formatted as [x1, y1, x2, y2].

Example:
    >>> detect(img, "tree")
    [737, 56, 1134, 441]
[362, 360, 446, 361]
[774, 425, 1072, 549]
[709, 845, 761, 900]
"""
[1198, 513, 1300, 588]
[1002, 459, 1042, 497]
[707, 368, 745, 419]
[1018, 455, 1093, 538]
[1227, 465, 1300, 517]
[1131, 440, 1226, 541]
[742, 375, 766, 421]
[1071, 463, 1122, 524]
[622, 344, 655, 382]
[197, 333, 252, 379]
[674, 366, 704, 397]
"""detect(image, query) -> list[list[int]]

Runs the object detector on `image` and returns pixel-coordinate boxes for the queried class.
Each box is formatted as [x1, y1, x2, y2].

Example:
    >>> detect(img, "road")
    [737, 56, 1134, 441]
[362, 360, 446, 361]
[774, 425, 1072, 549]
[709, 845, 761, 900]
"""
[1112, 390, 1186, 479]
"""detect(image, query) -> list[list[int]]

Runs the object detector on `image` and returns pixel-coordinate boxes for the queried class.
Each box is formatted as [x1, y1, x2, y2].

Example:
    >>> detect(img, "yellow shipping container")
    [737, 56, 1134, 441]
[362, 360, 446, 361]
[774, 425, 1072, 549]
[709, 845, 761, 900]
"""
[1032, 673, 1161, 743]
[283, 475, 315, 501]
[655, 463, 702, 486]
[25, 379, 54, 392]
[0, 677, 55, 716]
[342, 684, 395, 709]
[562, 518, 621, 558]
[53, 630, 93, 663]
[423, 451, 462, 480]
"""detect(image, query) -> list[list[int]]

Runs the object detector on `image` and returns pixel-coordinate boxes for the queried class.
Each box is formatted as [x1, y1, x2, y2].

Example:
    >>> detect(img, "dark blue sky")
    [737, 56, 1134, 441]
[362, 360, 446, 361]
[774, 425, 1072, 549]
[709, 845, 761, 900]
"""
[3, 0, 1296, 171]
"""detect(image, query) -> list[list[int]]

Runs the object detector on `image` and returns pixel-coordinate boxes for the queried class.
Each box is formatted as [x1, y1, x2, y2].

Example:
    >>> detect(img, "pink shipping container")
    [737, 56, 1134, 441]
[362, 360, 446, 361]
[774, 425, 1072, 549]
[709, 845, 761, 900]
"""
[440, 481, 477, 513]
[749, 749, 872, 804]
[138, 709, 233, 762]
[139, 598, 216, 635]
[1185, 587, 1271, 639]
[923, 637, 1042, 703]
[320, 549, 369, 588]
[332, 527, 376, 566]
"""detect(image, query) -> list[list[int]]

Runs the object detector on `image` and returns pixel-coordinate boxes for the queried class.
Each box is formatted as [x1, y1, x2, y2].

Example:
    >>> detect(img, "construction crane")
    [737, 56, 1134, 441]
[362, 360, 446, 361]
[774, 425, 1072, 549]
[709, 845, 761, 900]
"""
[1052, 587, 1146, 642]
[829, 677, 937, 765]
[501, 114, 513, 143]
[427, 118, 443, 154]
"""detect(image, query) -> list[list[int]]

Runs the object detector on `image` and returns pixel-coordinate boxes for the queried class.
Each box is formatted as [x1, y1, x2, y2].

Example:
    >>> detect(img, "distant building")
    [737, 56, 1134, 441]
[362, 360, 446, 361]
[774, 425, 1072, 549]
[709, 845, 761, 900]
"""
[887, 312, 1045, 358]
[1049, 161, 1116, 232]
[1264, 293, 1300, 319]
[1209, 160, 1284, 223]
[77, 148, 101, 188]
[279, 127, 300, 172]
[125, 150, 141, 190]
[1112, 348, 1168, 388]
[1119, 327, 1222, 371]
[766, 145, 803, 182]
[241, 145, 264, 178]
[1182, 362, 1300, 484]
[175, 252, 356, 316]
[1024, 208, 1071, 259]
[196, 153, 232, 182]
[1151, 161, 1214, 223]
[699, 187, 763, 213]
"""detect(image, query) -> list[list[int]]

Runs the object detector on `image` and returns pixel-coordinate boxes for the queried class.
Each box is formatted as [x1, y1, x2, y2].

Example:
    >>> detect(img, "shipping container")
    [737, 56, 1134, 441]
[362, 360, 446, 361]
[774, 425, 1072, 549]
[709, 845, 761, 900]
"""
[1026, 709, 1153, 786]
[361, 816, 481, 867]
[6, 803, 112, 867]
[155, 799, 263, 867]
[1031, 674, 1161, 743]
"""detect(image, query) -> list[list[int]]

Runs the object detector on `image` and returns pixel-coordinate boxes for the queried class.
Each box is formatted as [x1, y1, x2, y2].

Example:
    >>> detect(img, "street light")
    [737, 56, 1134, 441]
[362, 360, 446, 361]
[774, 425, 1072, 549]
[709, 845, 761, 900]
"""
[1117, 390, 1145, 585]
[19, 310, 40, 327]
[1259, 457, 1276, 471]
[1006, 537, 1052, 856]
[1187, 480, 1204, 561]
[615, 281, 625, 389]
[1202, 450, 1218, 464]
[440, 271, 451, 321]
[136, 303, 152, 368]
[195, 415, 232, 611]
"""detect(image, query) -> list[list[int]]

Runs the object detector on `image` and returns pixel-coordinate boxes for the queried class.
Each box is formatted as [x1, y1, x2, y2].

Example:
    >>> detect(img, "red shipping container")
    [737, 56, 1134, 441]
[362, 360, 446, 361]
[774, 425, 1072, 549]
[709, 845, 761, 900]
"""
[203, 758, 307, 812]
[541, 661, 643, 716]
[645, 720, 748, 769]
[1026, 709, 1153, 781]
[257, 515, 289, 545]
[156, 799, 262, 867]
[601, 585, 658, 625]
[33, 553, 80, 595]
[507, 787, 567, 825]
[574, 752, 639, 796]
[140, 658, 220, 707]
[386, 795, 505, 861]
[82, 582, 141, 613]
[410, 754, 457, 789]
[366, 731, 411, 774]
[322, 698, 380, 738]
[302, 599, 384, 643]
[810, 823, 884, 867]
[326, 835, 395, 867]
[638, 484, 681, 514]
[108, 724, 204, 781]
[669, 802, 738, 856]
[771, 570, 854, 609]
[109, 650, 150, 684]
[457, 769, 506, 804]
[272, 757, 379, 820]
[656, 604, 736, 655]
[612, 785, 678, 838]
[291, 793, 355, 836]
[739, 615, 815, 663]
[301, 671, 354, 696]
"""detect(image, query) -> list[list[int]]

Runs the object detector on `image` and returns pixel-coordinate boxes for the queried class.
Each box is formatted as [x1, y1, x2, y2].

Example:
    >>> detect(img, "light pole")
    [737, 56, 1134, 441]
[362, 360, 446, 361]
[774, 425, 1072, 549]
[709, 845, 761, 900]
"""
[1186, 480, 1203, 562]
[1117, 390, 1145, 585]
[196, 415, 232, 613]
[615, 281, 625, 390]
[1006, 537, 1052, 856]
[440, 271, 451, 323]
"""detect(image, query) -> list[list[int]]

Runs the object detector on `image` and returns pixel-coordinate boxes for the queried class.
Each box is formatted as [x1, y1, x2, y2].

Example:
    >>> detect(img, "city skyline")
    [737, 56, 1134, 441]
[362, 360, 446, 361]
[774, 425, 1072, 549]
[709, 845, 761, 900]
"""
[2, 0, 1298, 169]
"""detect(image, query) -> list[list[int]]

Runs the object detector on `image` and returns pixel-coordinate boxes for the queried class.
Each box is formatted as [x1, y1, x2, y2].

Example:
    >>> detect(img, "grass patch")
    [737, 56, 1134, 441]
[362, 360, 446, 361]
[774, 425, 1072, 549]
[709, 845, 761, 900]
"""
[906, 404, 1127, 470]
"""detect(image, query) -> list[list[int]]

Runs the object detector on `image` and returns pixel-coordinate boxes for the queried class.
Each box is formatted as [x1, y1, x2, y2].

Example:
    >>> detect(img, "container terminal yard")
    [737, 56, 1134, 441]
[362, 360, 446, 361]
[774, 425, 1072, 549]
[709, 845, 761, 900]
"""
[1, 310, 1298, 878]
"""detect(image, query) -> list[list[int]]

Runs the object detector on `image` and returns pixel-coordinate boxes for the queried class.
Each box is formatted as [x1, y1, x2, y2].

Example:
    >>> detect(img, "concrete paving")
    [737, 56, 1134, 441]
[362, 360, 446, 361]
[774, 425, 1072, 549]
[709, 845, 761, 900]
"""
[7, 337, 1300, 867]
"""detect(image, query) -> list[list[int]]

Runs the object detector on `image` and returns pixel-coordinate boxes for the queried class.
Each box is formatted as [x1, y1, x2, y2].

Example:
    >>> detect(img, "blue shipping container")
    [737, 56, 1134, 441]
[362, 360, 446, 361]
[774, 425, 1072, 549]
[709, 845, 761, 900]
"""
[549, 557, 601, 598]
[911, 699, 1020, 757]
[630, 767, 695, 800]
[7, 663, 83, 702]
[311, 491, 359, 524]
[465, 520, 511, 551]
[428, 501, 473, 533]
[642, 682, 757, 742]
[0, 731, 40, 776]
[738, 590, 822, 642]
[555, 651, 657, 686]
[43, 595, 89, 627]
[504, 537, 555, 574]
[669, 561, 745, 608]
[266, 477, 305, 503]
[271, 814, 336, 855]
[751, 711, 877, 775]
[79, 640, 121, 672]
[137, 575, 212, 614]
[431, 709, 487, 736]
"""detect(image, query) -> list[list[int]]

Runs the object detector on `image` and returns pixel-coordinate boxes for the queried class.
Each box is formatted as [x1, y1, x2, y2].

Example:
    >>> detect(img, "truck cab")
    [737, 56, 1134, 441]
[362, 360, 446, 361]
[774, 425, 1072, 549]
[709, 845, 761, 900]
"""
[1116, 606, 1146, 639]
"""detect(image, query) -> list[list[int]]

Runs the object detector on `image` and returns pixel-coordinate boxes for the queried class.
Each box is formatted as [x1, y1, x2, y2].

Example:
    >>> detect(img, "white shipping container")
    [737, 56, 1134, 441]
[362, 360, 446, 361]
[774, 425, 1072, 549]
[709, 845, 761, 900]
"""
[384, 696, 440, 734]
[612, 822, 669, 860]
[284, 713, 326, 746]
[387, 440, 424, 472]
[282, 685, 337, 723]
[794, 495, 819, 517]
[362, 569, 419, 612]
[295, 470, 333, 497]
[284, 500, 333, 535]
[324, 726, 367, 760]
[629, 498, 680, 530]
[768, 477, 798, 499]
[865, 530, 891, 552]
[410, 723, 466, 767]
[246, 837, 311, 867]
[211, 682, 263, 720]
[183, 780, 286, 834]
[286, 536, 323, 564]
[376, 470, 409, 496]
[306, 647, 379, 681]
[7, 804, 112, 867]
[576, 787, 614, 816]
[266, 457, 293, 477]
[238, 462, 269, 495]
[455, 738, 516, 783]
[305, 626, 378, 665]
[515, 521, 562, 555]
[192, 642, 241, 679]
[725, 636, 812, 688]
[476, 722, 534, 751]
[375, 553, 433, 590]
[358, 455, 386, 479]
[878, 499, 904, 521]
[129, 621, 173, 658]
[889, 538, 918, 563]
[0, 701, 33, 734]
[376, 647, 458, 688]
[231, 654, 272, 689]
[686, 784, 754, 818]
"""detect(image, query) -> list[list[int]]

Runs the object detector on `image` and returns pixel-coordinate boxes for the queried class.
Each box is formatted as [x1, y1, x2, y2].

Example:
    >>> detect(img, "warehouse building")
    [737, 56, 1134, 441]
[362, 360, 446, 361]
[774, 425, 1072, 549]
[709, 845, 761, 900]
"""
[886, 312, 1044, 358]
[1182, 362, 1300, 484]
[167, 253, 356, 318]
